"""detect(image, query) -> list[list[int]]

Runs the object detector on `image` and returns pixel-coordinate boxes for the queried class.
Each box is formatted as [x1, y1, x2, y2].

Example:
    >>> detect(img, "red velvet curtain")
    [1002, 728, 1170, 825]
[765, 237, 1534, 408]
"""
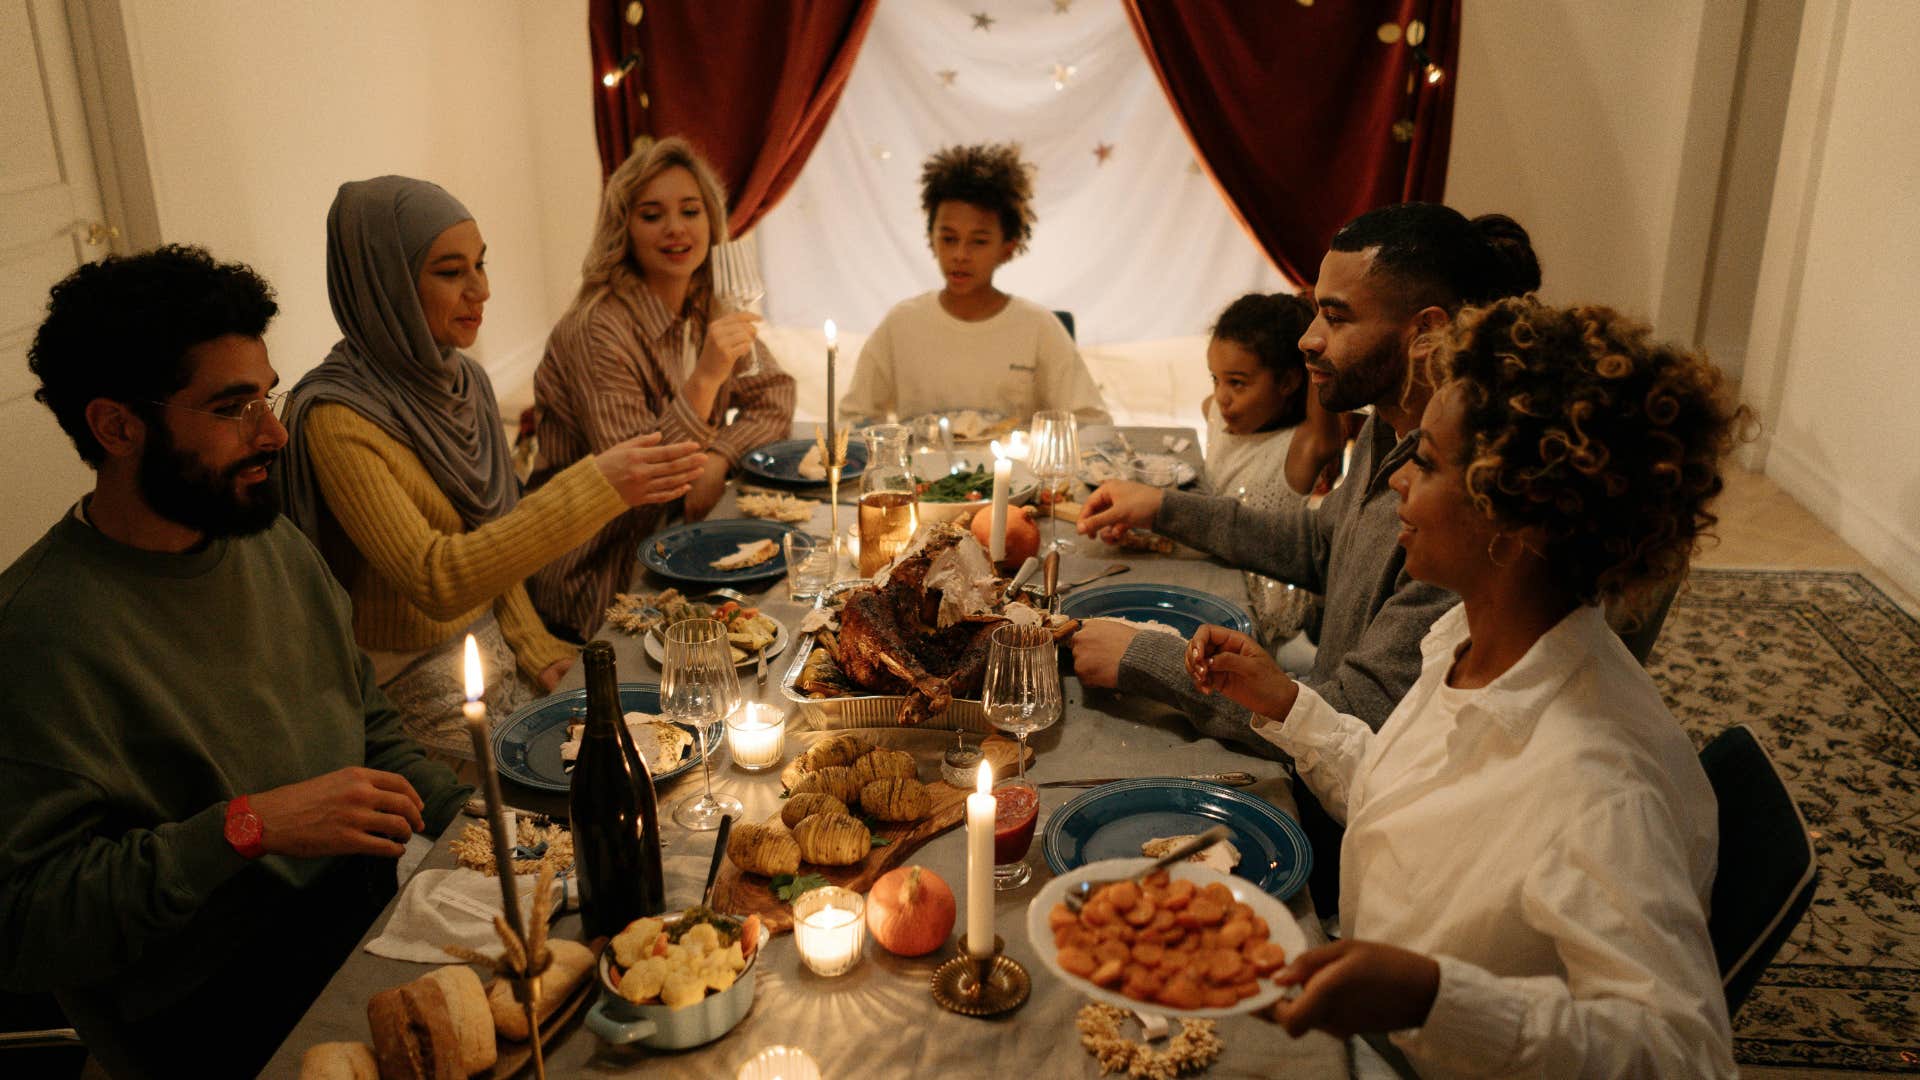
[589, 1, 878, 237]
[1125, 1, 1461, 287]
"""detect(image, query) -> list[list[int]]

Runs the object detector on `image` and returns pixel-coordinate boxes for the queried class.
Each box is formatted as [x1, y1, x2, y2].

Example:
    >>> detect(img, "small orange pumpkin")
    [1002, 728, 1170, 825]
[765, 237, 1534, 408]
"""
[865, 865, 956, 957]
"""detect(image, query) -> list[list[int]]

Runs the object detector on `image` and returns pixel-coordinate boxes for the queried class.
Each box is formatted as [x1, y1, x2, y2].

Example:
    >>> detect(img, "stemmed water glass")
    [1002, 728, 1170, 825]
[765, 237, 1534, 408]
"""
[661, 618, 744, 829]
[979, 623, 1061, 784]
[1027, 410, 1080, 555]
[710, 237, 764, 377]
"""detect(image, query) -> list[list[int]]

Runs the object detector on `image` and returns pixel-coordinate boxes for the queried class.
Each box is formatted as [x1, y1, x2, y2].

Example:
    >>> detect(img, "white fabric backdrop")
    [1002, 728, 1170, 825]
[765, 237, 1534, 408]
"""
[754, 0, 1290, 346]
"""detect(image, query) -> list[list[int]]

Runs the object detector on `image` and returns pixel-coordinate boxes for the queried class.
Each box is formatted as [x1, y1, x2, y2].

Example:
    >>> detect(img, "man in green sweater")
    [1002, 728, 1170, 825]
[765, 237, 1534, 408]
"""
[0, 246, 473, 1077]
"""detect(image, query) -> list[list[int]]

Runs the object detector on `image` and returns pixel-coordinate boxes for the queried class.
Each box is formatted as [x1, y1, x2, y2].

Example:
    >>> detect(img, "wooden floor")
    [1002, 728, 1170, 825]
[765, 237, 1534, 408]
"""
[1698, 466, 1917, 615]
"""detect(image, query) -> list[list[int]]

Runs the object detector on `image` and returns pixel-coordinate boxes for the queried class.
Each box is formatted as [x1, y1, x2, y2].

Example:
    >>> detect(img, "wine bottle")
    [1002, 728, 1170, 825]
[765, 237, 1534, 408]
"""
[570, 641, 665, 937]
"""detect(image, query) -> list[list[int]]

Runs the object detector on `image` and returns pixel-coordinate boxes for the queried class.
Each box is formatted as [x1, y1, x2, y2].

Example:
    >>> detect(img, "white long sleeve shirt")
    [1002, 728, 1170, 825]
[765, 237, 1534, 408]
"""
[1255, 603, 1735, 1078]
[838, 291, 1110, 425]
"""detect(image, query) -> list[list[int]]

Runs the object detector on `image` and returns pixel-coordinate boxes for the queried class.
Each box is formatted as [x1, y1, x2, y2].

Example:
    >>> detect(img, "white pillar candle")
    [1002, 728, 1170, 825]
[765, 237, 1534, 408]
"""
[987, 442, 1011, 564]
[724, 703, 786, 771]
[965, 761, 996, 956]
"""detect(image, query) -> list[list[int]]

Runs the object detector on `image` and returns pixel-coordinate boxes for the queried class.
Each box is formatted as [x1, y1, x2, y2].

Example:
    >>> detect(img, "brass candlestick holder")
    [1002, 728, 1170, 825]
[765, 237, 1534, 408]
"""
[930, 936, 1030, 1017]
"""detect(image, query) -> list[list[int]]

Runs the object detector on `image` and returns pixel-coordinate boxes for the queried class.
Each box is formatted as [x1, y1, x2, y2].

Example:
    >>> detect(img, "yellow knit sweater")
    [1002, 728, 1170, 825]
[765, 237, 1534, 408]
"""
[302, 403, 626, 681]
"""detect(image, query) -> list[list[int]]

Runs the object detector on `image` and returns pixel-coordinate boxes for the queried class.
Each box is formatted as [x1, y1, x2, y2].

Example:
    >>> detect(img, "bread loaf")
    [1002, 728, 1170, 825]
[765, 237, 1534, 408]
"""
[298, 1042, 377, 1080]
[488, 938, 596, 1041]
[367, 979, 464, 1080]
[418, 965, 496, 1075]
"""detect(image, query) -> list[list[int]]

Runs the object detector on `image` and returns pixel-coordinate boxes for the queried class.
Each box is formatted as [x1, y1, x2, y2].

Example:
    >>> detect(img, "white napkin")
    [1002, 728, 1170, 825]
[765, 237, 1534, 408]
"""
[365, 867, 564, 963]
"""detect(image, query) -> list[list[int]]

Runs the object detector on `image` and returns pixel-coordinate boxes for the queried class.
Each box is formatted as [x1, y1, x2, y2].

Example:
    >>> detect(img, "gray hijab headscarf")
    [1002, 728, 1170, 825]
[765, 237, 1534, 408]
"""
[282, 176, 520, 550]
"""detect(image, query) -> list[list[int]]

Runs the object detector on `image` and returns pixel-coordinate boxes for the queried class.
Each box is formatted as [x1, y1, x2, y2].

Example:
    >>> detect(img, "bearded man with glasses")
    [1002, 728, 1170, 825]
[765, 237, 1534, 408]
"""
[0, 245, 472, 1078]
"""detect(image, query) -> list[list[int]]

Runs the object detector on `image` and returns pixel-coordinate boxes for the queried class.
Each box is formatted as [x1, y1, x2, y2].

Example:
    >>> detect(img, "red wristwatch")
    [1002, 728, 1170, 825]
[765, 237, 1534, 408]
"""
[224, 795, 266, 859]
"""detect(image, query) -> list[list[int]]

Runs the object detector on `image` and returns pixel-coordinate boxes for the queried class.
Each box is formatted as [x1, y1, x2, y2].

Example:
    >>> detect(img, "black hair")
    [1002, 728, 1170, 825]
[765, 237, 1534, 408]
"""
[28, 244, 278, 466]
[920, 143, 1037, 254]
[1210, 292, 1315, 429]
[1329, 203, 1540, 313]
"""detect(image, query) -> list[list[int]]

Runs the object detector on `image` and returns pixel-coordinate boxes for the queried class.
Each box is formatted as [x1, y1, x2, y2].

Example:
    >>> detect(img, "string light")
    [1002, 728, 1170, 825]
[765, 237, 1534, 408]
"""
[1425, 64, 1445, 85]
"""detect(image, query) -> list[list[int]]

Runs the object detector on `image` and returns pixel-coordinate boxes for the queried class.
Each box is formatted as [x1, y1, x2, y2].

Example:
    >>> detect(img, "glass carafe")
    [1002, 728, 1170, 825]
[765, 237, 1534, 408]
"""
[857, 423, 919, 576]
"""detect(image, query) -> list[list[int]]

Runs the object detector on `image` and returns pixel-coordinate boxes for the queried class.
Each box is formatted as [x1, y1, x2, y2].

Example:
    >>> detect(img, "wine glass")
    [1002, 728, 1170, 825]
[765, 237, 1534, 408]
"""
[709, 237, 764, 377]
[661, 618, 744, 829]
[1027, 410, 1080, 555]
[979, 623, 1061, 786]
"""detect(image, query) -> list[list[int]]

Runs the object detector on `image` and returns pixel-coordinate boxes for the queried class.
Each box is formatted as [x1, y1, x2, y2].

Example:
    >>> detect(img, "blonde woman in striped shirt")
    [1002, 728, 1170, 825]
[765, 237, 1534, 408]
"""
[529, 137, 796, 641]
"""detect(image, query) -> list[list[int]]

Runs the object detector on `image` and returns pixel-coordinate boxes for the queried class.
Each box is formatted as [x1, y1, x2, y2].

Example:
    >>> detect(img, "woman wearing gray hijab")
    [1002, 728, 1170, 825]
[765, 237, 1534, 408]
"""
[282, 176, 705, 757]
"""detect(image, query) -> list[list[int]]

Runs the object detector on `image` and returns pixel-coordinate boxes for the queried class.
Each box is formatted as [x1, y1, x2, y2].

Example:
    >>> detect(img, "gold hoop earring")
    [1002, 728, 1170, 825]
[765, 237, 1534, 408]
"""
[1487, 532, 1518, 569]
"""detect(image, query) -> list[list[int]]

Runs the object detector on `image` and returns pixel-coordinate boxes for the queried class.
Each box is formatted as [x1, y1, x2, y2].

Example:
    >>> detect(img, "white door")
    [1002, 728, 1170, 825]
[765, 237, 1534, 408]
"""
[0, 0, 110, 564]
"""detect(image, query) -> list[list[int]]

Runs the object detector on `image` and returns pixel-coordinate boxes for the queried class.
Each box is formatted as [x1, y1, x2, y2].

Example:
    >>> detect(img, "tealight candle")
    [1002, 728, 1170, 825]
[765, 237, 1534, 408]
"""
[725, 702, 787, 771]
[737, 1045, 821, 1080]
[792, 886, 865, 976]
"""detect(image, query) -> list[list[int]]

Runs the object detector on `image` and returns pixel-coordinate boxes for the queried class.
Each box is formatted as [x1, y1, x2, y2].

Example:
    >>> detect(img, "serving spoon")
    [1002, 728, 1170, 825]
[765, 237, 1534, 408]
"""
[1062, 825, 1230, 913]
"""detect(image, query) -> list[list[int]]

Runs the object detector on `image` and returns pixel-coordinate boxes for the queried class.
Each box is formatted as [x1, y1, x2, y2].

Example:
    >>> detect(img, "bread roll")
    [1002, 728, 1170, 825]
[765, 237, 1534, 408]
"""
[367, 979, 464, 1080]
[418, 965, 496, 1075]
[779, 791, 847, 828]
[298, 1042, 377, 1080]
[488, 939, 596, 1040]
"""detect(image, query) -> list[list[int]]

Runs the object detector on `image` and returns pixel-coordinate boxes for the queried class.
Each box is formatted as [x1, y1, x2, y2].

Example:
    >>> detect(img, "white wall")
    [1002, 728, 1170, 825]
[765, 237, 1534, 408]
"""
[115, 0, 592, 399]
[1742, 0, 1920, 599]
[1444, 0, 1739, 341]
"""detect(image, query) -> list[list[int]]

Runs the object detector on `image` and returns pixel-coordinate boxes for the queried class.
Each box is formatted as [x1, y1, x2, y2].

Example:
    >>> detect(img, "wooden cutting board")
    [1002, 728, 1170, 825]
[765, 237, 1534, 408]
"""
[708, 735, 1030, 934]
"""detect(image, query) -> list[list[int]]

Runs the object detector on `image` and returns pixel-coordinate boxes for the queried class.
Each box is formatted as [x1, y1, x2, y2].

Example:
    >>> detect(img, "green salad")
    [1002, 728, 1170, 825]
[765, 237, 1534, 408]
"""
[916, 465, 994, 502]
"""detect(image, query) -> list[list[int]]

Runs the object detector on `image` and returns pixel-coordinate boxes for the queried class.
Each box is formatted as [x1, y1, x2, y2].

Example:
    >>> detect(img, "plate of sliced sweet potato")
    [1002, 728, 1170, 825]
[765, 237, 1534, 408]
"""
[1026, 858, 1308, 1018]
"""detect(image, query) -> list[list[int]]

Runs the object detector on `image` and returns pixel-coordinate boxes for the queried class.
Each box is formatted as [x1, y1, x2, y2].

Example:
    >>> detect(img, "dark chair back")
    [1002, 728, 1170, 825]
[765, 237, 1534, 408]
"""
[1052, 310, 1076, 341]
[1608, 571, 1682, 665]
[1699, 724, 1819, 1017]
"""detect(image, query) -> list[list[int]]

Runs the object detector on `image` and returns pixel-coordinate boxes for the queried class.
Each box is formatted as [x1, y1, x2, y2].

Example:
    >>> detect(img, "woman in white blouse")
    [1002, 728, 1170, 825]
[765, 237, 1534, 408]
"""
[1188, 297, 1744, 1077]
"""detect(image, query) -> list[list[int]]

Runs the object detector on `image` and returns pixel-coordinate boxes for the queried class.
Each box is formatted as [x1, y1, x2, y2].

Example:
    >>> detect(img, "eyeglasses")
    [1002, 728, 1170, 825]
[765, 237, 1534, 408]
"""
[148, 390, 289, 435]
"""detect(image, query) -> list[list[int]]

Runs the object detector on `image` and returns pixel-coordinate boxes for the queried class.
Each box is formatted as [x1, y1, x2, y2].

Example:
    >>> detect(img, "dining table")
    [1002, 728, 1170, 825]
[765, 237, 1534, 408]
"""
[262, 426, 1349, 1079]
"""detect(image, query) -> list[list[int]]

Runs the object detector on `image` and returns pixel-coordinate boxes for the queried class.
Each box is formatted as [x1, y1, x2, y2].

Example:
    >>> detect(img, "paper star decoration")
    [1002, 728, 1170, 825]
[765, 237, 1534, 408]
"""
[1093, 142, 1114, 165]
[1051, 62, 1077, 90]
[971, 11, 995, 31]
[1053, 0, 1073, 12]
[937, 68, 958, 87]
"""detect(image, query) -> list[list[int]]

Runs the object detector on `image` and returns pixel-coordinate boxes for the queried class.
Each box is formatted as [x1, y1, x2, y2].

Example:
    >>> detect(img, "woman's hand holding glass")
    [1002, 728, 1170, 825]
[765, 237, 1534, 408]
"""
[1185, 624, 1300, 719]
[696, 309, 761, 379]
[594, 431, 707, 507]
[1075, 480, 1165, 543]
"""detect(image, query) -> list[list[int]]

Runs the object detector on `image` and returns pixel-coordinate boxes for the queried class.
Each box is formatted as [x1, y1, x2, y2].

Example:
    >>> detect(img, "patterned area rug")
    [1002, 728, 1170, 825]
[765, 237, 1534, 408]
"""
[1651, 569, 1920, 1072]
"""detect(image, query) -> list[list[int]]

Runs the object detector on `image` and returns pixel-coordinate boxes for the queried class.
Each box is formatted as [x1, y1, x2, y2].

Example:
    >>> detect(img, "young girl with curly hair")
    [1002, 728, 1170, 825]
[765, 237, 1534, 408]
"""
[1188, 298, 1744, 1076]
[839, 142, 1108, 424]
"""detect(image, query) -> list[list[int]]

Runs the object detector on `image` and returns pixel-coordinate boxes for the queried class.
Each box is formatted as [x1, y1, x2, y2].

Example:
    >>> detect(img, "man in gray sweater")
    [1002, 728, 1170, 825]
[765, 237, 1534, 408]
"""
[1074, 204, 1540, 907]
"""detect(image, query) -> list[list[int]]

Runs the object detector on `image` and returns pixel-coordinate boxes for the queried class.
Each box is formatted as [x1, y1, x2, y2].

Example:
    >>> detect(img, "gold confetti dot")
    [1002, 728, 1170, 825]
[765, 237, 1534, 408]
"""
[1391, 120, 1416, 142]
[1407, 19, 1426, 46]
[1377, 22, 1402, 44]
[625, 1, 643, 25]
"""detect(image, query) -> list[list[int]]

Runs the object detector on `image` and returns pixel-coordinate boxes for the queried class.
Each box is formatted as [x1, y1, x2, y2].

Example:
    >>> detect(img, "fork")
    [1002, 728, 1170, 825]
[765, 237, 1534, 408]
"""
[1062, 825, 1230, 912]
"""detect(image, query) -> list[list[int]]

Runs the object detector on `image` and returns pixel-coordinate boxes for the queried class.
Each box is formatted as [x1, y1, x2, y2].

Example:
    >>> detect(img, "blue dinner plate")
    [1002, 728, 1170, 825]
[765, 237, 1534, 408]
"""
[1060, 583, 1253, 638]
[1043, 778, 1312, 900]
[491, 682, 698, 794]
[740, 438, 868, 487]
[640, 519, 799, 586]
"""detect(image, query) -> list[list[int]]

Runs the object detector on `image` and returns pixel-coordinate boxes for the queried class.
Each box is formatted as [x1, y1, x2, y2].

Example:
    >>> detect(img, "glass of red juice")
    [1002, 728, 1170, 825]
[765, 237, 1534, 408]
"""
[993, 778, 1040, 890]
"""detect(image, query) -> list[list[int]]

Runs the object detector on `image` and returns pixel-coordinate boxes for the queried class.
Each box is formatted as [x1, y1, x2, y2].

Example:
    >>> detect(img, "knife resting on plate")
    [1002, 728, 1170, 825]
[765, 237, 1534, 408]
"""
[1038, 771, 1256, 789]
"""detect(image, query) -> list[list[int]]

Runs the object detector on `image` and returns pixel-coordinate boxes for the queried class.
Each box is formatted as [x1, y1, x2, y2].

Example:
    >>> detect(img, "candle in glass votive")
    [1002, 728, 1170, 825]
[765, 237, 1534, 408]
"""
[792, 886, 865, 976]
[965, 761, 995, 956]
[725, 703, 786, 771]
[737, 1045, 821, 1080]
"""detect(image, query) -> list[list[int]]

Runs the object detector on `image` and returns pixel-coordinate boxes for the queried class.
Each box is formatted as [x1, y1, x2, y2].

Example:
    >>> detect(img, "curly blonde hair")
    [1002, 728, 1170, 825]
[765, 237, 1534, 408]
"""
[920, 143, 1036, 254]
[574, 135, 730, 313]
[1432, 298, 1747, 613]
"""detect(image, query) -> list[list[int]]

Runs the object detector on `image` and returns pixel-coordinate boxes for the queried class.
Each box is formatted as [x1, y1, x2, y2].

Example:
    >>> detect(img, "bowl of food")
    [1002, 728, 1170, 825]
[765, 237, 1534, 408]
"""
[1025, 858, 1306, 1018]
[585, 907, 769, 1050]
[915, 462, 1038, 523]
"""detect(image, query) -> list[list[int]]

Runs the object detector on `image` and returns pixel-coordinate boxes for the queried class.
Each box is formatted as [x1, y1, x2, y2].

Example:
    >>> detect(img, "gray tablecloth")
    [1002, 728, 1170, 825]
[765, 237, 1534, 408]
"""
[263, 428, 1346, 1079]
